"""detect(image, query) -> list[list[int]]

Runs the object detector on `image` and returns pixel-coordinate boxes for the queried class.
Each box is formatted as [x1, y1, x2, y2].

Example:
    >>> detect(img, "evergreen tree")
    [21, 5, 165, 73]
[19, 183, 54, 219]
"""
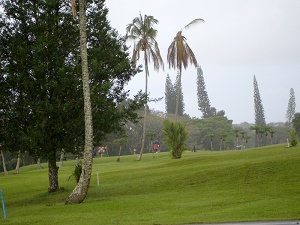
[174, 71, 185, 116]
[0, 0, 143, 192]
[253, 75, 266, 126]
[197, 66, 212, 118]
[165, 74, 176, 114]
[253, 75, 266, 145]
[292, 112, 300, 136]
[286, 88, 296, 126]
[165, 73, 184, 115]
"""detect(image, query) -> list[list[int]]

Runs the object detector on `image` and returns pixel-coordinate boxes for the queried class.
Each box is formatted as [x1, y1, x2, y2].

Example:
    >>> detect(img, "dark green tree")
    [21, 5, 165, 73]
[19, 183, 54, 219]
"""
[0, 0, 144, 192]
[197, 66, 212, 118]
[286, 88, 296, 126]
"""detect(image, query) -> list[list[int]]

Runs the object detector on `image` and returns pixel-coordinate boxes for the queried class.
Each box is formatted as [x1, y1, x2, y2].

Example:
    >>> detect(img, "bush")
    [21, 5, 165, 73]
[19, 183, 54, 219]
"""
[290, 129, 298, 147]
[68, 162, 82, 183]
[162, 119, 189, 159]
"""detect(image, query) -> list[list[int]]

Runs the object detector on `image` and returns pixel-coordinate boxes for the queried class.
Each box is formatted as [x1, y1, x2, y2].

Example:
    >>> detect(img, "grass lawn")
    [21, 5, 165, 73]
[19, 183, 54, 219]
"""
[0, 144, 299, 225]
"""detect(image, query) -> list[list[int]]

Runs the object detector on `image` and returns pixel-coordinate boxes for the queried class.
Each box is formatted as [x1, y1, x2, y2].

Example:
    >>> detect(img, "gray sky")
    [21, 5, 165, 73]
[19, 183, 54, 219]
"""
[105, 0, 300, 124]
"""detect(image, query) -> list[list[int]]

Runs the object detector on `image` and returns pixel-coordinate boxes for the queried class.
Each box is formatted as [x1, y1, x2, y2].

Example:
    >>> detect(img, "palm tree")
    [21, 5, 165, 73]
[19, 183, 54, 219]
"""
[126, 13, 164, 161]
[250, 125, 261, 147]
[167, 18, 204, 118]
[208, 134, 214, 151]
[65, 0, 93, 204]
[269, 129, 276, 145]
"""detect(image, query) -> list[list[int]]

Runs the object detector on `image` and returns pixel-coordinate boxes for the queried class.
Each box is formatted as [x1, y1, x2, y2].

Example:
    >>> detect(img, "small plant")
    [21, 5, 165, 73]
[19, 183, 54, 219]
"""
[68, 162, 82, 183]
[290, 129, 298, 147]
[162, 119, 189, 159]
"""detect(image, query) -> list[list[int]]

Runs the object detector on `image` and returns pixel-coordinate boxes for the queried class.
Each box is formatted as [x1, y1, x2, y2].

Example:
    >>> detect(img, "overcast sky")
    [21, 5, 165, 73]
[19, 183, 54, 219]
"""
[105, 0, 300, 124]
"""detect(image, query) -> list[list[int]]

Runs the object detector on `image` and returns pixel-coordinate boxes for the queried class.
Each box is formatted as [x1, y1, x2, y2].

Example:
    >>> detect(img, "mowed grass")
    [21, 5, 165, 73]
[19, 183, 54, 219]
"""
[0, 144, 299, 225]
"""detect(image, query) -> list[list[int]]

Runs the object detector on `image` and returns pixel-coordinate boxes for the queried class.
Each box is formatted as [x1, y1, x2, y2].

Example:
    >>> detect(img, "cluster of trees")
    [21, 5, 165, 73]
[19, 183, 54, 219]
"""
[0, 0, 145, 199]
[1, 0, 299, 204]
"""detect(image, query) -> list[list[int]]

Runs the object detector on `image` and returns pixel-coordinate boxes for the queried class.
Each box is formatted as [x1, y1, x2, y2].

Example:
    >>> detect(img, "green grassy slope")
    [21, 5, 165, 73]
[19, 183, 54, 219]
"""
[0, 144, 299, 225]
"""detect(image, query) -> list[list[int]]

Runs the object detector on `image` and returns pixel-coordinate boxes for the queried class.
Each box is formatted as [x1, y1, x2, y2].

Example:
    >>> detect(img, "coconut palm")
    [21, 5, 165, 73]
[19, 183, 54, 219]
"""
[167, 18, 204, 118]
[126, 13, 164, 160]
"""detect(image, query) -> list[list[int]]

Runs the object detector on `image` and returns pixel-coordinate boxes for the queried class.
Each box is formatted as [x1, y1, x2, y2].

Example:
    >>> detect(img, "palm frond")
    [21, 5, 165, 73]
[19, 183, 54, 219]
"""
[183, 18, 205, 30]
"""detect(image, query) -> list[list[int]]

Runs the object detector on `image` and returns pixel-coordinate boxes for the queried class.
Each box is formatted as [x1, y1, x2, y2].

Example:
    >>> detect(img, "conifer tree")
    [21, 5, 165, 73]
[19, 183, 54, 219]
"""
[253, 75, 266, 146]
[253, 75, 266, 126]
[165, 74, 176, 114]
[197, 66, 212, 118]
[174, 72, 185, 116]
[286, 88, 296, 126]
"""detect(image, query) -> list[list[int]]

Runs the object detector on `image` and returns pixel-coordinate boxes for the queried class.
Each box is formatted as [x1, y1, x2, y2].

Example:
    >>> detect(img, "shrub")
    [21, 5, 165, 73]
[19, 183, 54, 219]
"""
[290, 129, 298, 147]
[162, 119, 189, 159]
[68, 162, 82, 183]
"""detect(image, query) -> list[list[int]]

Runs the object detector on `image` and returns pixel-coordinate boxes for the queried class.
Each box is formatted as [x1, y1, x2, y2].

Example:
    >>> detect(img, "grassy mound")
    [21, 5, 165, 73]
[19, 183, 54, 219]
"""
[1, 144, 299, 224]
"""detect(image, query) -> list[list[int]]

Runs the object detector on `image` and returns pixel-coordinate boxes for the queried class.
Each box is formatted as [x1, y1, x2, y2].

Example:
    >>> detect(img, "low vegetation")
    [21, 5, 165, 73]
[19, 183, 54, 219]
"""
[0, 144, 299, 225]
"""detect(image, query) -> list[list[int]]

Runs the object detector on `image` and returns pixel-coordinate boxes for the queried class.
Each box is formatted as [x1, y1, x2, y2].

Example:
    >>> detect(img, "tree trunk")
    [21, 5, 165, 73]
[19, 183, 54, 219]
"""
[137, 51, 149, 161]
[14, 150, 21, 174]
[65, 0, 93, 204]
[1, 150, 8, 176]
[175, 68, 182, 120]
[48, 152, 59, 192]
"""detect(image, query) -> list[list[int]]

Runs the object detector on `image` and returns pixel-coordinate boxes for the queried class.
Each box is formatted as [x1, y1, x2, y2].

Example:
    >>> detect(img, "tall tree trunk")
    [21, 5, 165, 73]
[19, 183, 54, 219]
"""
[14, 150, 21, 174]
[65, 0, 93, 204]
[1, 151, 8, 176]
[48, 152, 59, 192]
[137, 52, 149, 161]
[175, 68, 182, 120]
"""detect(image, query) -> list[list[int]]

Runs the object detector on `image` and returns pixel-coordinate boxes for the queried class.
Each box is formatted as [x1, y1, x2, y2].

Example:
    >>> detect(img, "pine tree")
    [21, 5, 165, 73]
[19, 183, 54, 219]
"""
[165, 74, 176, 114]
[286, 88, 296, 126]
[197, 66, 212, 118]
[174, 71, 185, 116]
[253, 75, 266, 126]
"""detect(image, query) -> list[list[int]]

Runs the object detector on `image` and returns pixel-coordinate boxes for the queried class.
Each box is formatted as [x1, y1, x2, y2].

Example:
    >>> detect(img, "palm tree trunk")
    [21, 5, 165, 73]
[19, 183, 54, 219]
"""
[137, 52, 149, 161]
[65, 0, 93, 204]
[14, 150, 21, 174]
[1, 150, 8, 176]
[175, 68, 182, 120]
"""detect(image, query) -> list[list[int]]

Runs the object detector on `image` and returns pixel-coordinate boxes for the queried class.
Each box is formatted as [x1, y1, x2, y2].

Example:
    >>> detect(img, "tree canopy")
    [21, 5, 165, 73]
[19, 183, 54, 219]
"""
[0, 0, 144, 191]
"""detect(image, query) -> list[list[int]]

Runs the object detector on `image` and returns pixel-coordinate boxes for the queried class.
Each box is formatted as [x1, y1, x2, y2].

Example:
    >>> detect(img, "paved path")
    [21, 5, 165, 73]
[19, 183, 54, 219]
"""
[185, 221, 300, 225]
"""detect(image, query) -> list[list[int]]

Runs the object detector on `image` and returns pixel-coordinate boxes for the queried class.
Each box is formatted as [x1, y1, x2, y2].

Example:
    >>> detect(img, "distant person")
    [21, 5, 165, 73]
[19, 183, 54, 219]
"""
[154, 143, 160, 153]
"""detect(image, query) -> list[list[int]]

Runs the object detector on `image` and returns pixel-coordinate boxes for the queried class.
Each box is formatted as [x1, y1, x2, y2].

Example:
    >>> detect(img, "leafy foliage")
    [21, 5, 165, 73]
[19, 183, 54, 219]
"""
[290, 130, 298, 147]
[0, 0, 144, 191]
[162, 119, 189, 158]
